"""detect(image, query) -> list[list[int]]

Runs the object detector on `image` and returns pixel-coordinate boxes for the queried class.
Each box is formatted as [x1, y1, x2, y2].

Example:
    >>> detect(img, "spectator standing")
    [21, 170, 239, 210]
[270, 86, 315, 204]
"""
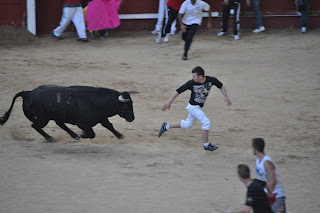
[217, 0, 250, 40]
[156, 0, 184, 44]
[252, 138, 287, 213]
[222, 164, 274, 213]
[296, 0, 311, 33]
[151, 0, 177, 35]
[85, 0, 123, 40]
[52, 0, 88, 42]
[178, 0, 212, 60]
[251, 0, 265, 33]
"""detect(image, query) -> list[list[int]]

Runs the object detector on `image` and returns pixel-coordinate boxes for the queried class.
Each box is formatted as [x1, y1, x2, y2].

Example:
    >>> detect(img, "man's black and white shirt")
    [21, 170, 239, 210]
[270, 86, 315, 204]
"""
[176, 76, 222, 107]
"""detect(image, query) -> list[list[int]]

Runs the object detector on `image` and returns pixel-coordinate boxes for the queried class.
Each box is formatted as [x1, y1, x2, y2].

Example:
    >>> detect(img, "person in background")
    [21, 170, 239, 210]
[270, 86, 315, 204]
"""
[296, 0, 311, 33]
[52, 0, 88, 42]
[151, 0, 177, 35]
[85, 0, 123, 40]
[251, 0, 265, 33]
[217, 0, 250, 40]
[178, 0, 212, 60]
[156, 0, 184, 44]
[252, 138, 287, 213]
[222, 164, 274, 213]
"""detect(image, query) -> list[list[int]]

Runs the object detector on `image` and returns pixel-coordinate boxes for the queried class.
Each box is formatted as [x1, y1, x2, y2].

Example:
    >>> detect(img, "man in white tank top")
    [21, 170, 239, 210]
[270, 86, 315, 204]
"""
[252, 138, 287, 213]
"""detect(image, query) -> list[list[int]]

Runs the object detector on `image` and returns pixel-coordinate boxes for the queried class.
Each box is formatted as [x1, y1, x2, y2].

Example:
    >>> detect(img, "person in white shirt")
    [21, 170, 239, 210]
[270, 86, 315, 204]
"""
[178, 0, 212, 60]
[252, 138, 287, 213]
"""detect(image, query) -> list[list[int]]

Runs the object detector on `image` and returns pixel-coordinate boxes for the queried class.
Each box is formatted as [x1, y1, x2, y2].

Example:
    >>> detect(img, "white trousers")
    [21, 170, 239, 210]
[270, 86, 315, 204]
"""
[155, 0, 176, 33]
[53, 7, 87, 39]
[181, 104, 211, 130]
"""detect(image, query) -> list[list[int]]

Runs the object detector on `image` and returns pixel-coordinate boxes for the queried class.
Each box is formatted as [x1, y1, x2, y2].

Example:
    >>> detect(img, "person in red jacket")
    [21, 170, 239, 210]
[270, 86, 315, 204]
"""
[52, 0, 88, 42]
[156, 0, 184, 44]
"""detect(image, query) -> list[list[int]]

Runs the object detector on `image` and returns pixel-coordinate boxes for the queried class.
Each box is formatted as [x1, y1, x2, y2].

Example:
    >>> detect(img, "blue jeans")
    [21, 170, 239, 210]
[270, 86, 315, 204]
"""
[251, 0, 263, 28]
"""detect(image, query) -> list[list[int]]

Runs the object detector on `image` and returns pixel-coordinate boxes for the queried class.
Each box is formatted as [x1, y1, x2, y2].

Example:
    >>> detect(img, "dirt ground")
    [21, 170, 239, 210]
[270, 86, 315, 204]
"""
[0, 26, 319, 213]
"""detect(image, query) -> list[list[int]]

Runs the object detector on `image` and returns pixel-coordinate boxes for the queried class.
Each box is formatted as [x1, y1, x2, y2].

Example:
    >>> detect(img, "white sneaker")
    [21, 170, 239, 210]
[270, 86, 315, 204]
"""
[156, 36, 162, 44]
[253, 26, 265, 33]
[217, 31, 225, 36]
[151, 29, 161, 34]
[301, 27, 307, 33]
[164, 34, 170, 43]
[234, 35, 240, 40]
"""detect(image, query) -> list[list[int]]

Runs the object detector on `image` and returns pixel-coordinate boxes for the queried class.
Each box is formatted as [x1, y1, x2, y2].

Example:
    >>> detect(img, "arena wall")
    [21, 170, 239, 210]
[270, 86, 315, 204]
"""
[0, 0, 319, 35]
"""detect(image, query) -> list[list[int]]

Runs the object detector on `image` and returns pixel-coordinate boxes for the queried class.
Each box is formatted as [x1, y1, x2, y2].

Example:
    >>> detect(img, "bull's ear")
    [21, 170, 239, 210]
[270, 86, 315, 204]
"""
[126, 91, 140, 94]
[118, 95, 130, 102]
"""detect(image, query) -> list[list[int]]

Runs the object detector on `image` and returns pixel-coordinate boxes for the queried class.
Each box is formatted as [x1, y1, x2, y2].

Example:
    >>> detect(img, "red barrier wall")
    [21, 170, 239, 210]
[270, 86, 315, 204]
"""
[0, 0, 319, 34]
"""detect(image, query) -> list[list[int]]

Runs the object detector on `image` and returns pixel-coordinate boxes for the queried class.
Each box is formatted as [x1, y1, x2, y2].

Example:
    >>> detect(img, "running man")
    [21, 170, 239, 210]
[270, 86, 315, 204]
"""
[158, 66, 232, 151]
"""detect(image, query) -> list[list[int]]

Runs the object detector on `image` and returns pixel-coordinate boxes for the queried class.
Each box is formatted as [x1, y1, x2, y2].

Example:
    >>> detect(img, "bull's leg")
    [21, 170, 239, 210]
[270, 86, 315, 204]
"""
[101, 119, 124, 139]
[77, 124, 95, 139]
[31, 121, 54, 142]
[55, 121, 80, 140]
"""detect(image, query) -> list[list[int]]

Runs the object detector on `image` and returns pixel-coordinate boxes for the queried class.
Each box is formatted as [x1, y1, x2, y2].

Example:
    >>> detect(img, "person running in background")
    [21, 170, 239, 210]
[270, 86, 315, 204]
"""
[178, 0, 212, 60]
[52, 0, 88, 42]
[158, 66, 231, 151]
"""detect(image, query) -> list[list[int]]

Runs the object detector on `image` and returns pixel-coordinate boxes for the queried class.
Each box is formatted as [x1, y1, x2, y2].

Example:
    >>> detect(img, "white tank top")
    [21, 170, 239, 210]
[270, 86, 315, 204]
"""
[256, 155, 286, 198]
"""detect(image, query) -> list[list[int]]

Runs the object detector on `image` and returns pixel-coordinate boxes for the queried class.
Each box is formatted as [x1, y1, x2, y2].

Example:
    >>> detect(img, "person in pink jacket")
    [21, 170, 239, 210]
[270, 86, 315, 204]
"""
[85, 0, 123, 40]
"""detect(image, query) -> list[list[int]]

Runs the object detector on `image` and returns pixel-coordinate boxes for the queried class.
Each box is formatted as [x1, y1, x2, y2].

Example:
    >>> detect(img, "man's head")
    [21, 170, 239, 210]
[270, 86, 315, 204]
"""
[237, 164, 251, 180]
[192, 66, 205, 83]
[252, 137, 265, 155]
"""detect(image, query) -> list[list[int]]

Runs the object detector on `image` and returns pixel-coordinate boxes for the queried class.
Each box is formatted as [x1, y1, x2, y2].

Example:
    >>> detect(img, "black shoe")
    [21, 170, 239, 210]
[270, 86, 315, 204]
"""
[77, 38, 89, 42]
[51, 31, 62, 40]
[203, 143, 218, 151]
[182, 53, 188, 60]
[158, 122, 167, 137]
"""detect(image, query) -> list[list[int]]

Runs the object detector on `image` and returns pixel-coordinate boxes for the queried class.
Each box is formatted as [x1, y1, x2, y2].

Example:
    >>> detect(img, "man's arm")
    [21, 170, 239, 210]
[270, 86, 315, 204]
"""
[222, 205, 251, 213]
[220, 85, 232, 106]
[206, 8, 212, 29]
[162, 91, 179, 111]
[264, 161, 277, 191]
[178, 13, 187, 33]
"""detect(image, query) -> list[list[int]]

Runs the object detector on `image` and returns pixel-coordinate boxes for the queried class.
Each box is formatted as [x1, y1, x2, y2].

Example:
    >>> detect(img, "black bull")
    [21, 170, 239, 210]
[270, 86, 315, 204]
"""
[0, 85, 139, 142]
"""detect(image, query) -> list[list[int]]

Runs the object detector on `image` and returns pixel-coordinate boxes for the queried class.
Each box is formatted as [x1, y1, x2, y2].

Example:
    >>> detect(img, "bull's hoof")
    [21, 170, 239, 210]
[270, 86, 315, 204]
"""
[80, 132, 95, 139]
[46, 137, 55, 143]
[117, 134, 125, 139]
[73, 135, 80, 140]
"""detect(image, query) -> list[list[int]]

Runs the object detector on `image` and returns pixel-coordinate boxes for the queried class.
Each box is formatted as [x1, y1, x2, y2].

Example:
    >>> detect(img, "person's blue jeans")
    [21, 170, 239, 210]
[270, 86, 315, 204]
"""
[251, 0, 263, 28]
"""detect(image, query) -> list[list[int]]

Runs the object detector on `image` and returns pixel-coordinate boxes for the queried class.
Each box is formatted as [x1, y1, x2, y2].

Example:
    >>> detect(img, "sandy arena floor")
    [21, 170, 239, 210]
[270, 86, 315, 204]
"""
[0, 26, 319, 213]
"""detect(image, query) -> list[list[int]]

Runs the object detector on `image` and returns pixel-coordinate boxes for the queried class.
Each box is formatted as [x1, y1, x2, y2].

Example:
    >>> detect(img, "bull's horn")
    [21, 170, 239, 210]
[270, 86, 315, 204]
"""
[126, 91, 140, 94]
[118, 95, 130, 102]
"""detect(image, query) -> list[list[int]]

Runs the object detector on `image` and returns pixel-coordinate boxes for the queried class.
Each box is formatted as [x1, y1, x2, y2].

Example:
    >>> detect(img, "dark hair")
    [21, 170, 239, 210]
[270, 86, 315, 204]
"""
[237, 164, 250, 179]
[252, 138, 265, 153]
[192, 66, 205, 77]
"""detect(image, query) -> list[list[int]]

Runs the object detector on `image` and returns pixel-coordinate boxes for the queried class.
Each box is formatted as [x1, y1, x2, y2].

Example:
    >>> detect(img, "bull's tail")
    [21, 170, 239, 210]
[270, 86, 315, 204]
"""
[0, 91, 27, 125]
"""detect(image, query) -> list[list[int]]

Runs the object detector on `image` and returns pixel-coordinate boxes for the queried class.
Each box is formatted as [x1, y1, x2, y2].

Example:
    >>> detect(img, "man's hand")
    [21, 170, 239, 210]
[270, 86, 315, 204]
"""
[224, 0, 230, 5]
[246, 0, 250, 7]
[207, 21, 212, 29]
[181, 24, 187, 33]
[162, 102, 172, 111]
[226, 98, 232, 106]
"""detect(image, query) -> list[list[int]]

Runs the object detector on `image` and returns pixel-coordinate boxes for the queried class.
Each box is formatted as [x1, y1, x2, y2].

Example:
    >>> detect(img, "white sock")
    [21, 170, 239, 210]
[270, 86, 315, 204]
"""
[166, 123, 169, 130]
[203, 142, 210, 147]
